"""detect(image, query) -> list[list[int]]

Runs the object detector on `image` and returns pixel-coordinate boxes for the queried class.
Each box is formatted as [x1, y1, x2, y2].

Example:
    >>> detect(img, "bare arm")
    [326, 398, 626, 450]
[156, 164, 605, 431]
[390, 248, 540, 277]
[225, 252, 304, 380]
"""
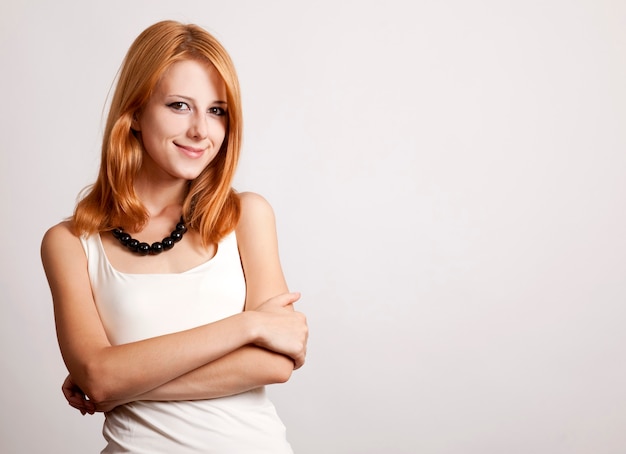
[43, 204, 305, 407]
[73, 345, 291, 413]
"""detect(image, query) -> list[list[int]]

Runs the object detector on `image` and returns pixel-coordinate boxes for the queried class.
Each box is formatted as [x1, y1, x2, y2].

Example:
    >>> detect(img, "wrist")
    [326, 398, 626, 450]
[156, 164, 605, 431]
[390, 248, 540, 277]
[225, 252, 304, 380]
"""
[239, 311, 262, 345]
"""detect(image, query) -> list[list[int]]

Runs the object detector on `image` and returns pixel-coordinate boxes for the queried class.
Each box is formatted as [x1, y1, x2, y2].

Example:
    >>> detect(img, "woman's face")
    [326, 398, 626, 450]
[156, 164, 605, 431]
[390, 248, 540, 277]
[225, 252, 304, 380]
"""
[134, 59, 228, 182]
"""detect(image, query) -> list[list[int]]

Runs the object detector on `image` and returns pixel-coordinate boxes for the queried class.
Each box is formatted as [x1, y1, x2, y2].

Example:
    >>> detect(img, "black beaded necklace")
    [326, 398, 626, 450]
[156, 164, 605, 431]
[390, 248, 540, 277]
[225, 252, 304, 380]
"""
[112, 217, 187, 256]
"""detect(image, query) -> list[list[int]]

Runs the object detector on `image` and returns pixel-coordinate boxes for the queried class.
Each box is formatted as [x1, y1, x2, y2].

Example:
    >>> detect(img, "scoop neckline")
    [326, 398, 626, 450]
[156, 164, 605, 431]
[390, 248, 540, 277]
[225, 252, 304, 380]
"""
[95, 232, 222, 276]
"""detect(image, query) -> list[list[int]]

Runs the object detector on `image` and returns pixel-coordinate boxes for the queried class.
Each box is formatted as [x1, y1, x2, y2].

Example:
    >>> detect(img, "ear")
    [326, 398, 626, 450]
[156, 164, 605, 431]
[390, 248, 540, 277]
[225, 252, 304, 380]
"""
[131, 113, 141, 132]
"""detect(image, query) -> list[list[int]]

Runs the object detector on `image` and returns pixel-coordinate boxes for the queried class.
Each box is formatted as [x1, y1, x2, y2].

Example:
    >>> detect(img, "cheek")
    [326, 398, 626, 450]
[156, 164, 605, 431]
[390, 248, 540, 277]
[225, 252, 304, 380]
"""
[212, 119, 228, 140]
[219, 120, 227, 133]
[141, 110, 184, 137]
[218, 127, 227, 144]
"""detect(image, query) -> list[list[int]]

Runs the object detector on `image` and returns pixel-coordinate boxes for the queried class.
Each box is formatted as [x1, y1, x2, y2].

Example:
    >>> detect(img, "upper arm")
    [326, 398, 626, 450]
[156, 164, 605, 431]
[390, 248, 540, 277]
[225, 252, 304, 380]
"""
[236, 192, 289, 310]
[40, 223, 110, 379]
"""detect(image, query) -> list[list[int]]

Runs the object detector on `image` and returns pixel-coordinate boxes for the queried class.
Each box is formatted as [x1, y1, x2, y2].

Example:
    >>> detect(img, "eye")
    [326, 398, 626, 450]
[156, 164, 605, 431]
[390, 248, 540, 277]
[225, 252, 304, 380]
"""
[208, 106, 227, 116]
[167, 101, 191, 111]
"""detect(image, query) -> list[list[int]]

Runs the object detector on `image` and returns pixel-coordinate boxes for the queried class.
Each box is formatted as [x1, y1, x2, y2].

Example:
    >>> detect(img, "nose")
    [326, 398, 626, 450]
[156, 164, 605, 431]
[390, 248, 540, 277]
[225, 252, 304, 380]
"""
[188, 112, 209, 140]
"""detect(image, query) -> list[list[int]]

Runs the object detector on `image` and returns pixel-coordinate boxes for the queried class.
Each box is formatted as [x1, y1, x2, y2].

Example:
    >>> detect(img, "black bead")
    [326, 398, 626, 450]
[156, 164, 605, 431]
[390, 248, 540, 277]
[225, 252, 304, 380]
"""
[162, 237, 175, 250]
[119, 232, 131, 245]
[127, 239, 140, 251]
[137, 242, 150, 255]
[171, 230, 183, 242]
[112, 228, 124, 239]
[151, 242, 164, 254]
[176, 222, 187, 233]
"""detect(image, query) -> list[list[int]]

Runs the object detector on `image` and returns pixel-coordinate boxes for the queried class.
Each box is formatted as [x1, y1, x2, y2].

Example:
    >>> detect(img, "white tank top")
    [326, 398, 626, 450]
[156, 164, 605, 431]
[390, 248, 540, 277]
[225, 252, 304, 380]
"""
[80, 231, 293, 453]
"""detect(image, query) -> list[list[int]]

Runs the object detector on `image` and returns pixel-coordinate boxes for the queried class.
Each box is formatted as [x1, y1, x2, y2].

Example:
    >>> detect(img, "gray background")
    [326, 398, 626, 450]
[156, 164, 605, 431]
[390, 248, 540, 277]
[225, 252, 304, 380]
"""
[1, 0, 625, 453]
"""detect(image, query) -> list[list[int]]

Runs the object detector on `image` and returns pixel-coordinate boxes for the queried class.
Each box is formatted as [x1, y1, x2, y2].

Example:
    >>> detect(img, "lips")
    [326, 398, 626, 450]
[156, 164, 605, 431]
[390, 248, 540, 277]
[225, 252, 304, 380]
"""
[175, 143, 205, 159]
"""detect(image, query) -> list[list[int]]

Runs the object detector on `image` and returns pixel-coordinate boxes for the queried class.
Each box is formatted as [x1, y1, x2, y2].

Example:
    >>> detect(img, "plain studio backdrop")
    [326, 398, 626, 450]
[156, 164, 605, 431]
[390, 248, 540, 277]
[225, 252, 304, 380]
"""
[1, 1, 625, 453]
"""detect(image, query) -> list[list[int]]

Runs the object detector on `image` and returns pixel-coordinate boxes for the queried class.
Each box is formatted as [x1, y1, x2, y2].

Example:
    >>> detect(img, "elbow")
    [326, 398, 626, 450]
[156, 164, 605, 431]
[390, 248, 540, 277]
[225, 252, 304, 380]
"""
[85, 387, 112, 406]
[273, 368, 293, 384]
[266, 354, 295, 384]
[77, 361, 119, 404]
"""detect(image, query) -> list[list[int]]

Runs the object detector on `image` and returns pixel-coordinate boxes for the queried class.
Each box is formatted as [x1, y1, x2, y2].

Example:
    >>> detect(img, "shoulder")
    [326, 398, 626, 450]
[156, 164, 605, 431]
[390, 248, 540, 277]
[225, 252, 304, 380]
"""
[42, 221, 78, 247]
[235, 192, 279, 251]
[238, 191, 274, 216]
[236, 192, 276, 232]
[41, 221, 85, 264]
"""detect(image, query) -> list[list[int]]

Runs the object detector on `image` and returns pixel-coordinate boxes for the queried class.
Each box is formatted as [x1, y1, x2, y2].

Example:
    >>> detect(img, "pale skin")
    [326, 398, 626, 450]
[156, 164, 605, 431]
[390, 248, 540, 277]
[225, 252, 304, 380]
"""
[41, 59, 308, 415]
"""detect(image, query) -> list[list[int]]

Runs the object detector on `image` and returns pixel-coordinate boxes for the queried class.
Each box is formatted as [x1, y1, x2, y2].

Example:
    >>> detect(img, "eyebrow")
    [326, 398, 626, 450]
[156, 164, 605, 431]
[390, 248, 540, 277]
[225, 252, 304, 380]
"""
[168, 94, 227, 105]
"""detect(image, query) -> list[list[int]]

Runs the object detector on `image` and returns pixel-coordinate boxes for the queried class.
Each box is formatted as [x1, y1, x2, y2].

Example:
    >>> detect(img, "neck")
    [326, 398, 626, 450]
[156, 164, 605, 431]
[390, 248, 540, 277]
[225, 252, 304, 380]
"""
[134, 176, 189, 218]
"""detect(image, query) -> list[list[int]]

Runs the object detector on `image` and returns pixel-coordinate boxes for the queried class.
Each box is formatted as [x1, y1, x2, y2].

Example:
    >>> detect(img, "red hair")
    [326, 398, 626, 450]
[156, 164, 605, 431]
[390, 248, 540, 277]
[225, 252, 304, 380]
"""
[73, 20, 242, 245]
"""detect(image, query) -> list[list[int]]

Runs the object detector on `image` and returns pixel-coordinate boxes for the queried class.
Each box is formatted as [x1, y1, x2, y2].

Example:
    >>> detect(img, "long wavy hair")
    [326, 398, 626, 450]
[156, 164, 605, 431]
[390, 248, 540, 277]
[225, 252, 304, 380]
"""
[73, 20, 242, 246]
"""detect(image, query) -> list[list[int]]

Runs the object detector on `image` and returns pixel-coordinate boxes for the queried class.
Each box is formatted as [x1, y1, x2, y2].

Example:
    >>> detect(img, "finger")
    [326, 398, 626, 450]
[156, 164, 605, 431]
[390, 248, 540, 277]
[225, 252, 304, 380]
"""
[68, 397, 86, 409]
[293, 354, 305, 370]
[62, 378, 86, 398]
[68, 400, 88, 413]
[62, 386, 78, 400]
[68, 398, 96, 415]
[293, 339, 307, 370]
[63, 386, 85, 401]
[269, 292, 301, 307]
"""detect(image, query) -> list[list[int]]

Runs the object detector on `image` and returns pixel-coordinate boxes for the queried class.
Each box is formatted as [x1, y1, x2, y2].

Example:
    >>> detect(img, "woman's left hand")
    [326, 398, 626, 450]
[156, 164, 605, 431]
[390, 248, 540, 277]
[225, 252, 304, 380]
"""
[62, 375, 127, 413]
[62, 374, 95, 415]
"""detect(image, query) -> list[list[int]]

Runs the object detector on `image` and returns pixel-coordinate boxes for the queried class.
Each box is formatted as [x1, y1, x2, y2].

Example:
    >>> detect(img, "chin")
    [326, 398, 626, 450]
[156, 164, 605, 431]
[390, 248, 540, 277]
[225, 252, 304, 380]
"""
[176, 166, 209, 181]
[179, 172, 204, 181]
[171, 156, 216, 180]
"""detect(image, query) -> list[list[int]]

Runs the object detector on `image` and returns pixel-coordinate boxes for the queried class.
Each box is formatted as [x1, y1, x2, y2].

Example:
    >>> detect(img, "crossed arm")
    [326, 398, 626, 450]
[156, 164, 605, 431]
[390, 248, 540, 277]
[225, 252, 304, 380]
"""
[41, 192, 307, 415]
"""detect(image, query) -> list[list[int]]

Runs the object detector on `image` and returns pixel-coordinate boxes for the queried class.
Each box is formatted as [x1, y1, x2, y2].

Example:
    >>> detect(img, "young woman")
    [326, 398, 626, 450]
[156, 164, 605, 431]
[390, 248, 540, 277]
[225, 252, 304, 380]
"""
[41, 20, 308, 453]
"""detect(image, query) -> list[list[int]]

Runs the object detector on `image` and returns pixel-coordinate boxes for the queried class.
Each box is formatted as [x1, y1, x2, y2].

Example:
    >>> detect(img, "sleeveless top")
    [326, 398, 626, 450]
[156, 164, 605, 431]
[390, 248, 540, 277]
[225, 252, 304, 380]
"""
[80, 231, 293, 454]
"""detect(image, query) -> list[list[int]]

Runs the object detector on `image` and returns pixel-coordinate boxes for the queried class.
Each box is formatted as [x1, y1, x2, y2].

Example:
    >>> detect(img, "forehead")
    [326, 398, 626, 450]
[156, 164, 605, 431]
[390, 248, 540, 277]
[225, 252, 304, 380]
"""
[154, 59, 226, 98]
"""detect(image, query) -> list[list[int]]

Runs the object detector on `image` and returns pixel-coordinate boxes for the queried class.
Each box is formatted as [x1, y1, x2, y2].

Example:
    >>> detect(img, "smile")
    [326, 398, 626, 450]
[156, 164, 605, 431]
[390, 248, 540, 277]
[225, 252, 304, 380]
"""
[175, 143, 205, 158]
